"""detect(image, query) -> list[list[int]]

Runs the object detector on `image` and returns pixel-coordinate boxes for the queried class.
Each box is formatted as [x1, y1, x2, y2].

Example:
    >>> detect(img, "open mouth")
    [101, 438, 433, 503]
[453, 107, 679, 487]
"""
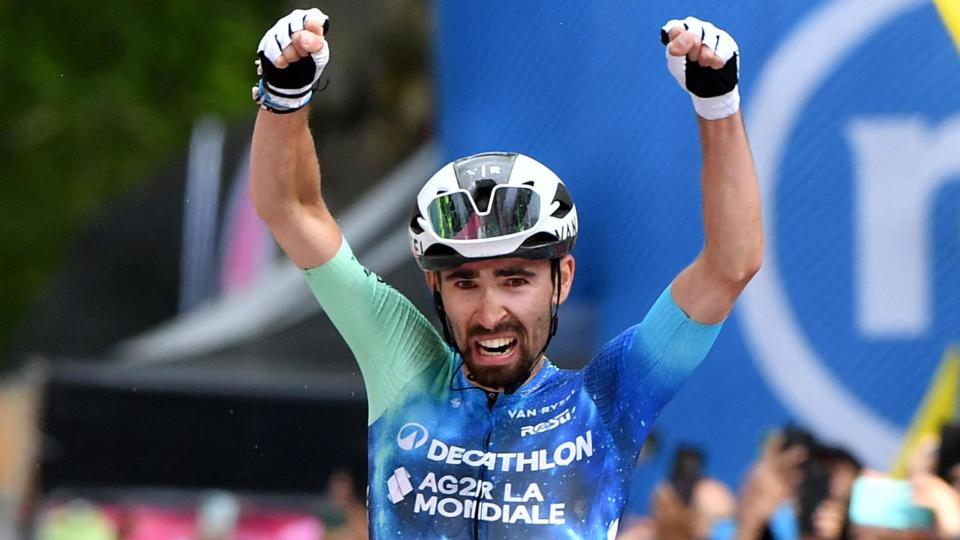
[476, 337, 518, 357]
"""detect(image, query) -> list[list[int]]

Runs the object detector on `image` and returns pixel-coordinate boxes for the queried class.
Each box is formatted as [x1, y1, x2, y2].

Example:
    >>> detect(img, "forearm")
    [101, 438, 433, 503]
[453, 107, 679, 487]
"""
[697, 112, 763, 283]
[249, 106, 341, 268]
[250, 107, 325, 221]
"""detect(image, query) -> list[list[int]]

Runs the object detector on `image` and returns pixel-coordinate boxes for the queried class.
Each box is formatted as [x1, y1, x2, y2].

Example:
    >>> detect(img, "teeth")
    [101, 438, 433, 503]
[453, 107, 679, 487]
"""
[479, 338, 513, 348]
[477, 338, 517, 356]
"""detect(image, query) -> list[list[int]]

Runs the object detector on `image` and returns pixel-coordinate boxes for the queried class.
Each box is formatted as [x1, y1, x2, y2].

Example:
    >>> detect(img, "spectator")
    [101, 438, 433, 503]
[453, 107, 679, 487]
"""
[735, 427, 863, 540]
[195, 491, 239, 540]
[651, 446, 737, 540]
[37, 500, 116, 540]
[936, 424, 960, 493]
[911, 472, 960, 538]
[316, 468, 367, 540]
[810, 446, 862, 540]
[735, 432, 806, 540]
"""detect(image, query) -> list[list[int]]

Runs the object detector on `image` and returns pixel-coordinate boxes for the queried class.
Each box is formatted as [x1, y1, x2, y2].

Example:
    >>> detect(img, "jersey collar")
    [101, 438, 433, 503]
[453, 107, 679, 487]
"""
[452, 356, 559, 397]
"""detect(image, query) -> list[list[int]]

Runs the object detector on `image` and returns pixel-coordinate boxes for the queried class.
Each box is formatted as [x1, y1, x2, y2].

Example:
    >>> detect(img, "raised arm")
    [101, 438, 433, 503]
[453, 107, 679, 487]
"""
[661, 18, 763, 324]
[671, 112, 762, 324]
[251, 108, 341, 269]
[250, 9, 342, 269]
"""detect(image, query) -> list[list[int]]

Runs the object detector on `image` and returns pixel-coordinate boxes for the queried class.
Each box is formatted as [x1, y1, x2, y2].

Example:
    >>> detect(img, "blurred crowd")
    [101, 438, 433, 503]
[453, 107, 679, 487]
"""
[30, 469, 368, 540]
[618, 425, 960, 540]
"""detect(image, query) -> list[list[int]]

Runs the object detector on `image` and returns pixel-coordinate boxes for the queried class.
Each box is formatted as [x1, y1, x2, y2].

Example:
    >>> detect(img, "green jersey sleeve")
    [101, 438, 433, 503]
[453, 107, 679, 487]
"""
[303, 238, 453, 425]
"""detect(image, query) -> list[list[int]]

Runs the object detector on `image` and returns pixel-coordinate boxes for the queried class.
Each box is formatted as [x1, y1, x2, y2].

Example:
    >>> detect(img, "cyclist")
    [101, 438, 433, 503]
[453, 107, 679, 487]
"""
[250, 8, 761, 539]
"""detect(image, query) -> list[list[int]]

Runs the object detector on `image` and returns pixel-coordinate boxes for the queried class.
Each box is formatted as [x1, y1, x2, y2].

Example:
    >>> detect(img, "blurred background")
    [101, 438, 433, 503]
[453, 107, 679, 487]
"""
[1, 0, 958, 538]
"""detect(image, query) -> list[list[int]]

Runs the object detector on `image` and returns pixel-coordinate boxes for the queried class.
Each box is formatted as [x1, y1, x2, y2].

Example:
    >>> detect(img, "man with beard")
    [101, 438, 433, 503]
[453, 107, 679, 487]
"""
[250, 8, 761, 539]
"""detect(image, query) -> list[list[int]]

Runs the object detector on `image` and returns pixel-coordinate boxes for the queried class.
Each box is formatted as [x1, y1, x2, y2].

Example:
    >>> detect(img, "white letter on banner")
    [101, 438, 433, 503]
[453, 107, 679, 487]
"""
[847, 115, 960, 337]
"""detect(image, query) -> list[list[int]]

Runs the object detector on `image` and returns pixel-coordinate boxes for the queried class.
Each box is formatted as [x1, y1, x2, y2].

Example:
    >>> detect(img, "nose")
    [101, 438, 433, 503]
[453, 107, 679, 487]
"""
[474, 288, 507, 330]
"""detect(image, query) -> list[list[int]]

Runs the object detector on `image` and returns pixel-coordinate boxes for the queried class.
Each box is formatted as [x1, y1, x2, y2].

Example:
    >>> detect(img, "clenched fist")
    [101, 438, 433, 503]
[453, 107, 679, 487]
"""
[661, 17, 740, 120]
[253, 8, 331, 113]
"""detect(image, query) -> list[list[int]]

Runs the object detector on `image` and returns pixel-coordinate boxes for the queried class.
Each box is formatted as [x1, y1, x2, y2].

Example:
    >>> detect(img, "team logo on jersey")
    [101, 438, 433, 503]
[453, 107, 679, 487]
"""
[386, 467, 415, 504]
[397, 422, 430, 451]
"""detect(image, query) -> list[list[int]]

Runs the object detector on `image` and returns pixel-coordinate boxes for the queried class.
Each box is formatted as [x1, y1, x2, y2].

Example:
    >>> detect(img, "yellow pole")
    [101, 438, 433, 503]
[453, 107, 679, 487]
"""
[933, 0, 960, 55]
[890, 346, 960, 478]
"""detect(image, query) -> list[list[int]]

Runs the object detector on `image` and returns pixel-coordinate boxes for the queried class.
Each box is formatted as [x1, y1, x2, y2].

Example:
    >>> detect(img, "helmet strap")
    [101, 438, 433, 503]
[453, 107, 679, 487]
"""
[549, 258, 561, 337]
[431, 277, 459, 353]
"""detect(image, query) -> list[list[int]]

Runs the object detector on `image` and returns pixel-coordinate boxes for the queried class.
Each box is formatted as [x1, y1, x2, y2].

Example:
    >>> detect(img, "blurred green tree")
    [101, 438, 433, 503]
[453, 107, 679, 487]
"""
[0, 1, 277, 368]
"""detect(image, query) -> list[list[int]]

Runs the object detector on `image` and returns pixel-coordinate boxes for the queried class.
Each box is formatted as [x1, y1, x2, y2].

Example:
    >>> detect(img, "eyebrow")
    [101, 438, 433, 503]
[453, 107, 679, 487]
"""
[493, 267, 536, 278]
[445, 269, 478, 281]
[444, 266, 537, 281]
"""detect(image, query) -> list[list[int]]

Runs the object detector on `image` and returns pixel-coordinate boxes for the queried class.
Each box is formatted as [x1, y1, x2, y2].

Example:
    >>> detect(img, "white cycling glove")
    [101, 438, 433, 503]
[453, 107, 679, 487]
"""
[252, 8, 330, 113]
[661, 17, 740, 120]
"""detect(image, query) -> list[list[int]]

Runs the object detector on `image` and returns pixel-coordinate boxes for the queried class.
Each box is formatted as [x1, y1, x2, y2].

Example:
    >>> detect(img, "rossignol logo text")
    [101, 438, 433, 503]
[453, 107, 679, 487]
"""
[520, 407, 575, 437]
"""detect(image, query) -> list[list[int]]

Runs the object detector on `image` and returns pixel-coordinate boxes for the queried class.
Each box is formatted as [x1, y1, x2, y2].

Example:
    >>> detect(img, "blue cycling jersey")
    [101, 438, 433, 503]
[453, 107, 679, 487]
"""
[305, 239, 722, 539]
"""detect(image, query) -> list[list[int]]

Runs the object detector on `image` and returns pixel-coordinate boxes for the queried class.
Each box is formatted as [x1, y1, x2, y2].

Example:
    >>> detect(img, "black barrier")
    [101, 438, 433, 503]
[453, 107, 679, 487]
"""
[40, 372, 368, 494]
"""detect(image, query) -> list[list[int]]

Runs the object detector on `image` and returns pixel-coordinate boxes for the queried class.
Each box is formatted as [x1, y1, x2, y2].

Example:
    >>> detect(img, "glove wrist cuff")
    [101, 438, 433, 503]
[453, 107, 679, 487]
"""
[691, 87, 740, 120]
[252, 80, 313, 113]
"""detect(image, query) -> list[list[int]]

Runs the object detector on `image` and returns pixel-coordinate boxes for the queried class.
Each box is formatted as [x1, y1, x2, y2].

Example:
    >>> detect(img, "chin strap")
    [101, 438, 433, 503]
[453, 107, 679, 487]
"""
[432, 286, 457, 351]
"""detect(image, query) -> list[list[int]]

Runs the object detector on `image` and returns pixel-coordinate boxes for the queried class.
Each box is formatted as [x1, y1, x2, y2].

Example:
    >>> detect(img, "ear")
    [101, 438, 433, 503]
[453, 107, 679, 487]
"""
[425, 271, 439, 290]
[557, 255, 576, 304]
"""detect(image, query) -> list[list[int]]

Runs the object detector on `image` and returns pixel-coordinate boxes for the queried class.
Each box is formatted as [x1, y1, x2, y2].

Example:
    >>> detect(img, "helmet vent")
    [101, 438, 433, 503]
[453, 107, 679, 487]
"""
[521, 232, 559, 248]
[522, 180, 535, 186]
[551, 183, 574, 218]
[409, 201, 424, 234]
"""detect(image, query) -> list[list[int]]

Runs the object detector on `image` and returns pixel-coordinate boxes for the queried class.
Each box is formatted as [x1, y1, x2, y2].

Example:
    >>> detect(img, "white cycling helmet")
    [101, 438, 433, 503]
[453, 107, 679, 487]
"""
[409, 152, 578, 271]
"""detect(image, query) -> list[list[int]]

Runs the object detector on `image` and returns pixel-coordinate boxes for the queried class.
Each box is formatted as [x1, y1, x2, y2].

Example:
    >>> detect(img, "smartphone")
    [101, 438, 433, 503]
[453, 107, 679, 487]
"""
[781, 427, 832, 535]
[668, 445, 704, 506]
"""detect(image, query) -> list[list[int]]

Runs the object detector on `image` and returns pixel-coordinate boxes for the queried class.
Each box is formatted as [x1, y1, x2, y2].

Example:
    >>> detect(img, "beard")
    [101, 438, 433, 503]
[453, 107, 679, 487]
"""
[459, 320, 541, 391]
